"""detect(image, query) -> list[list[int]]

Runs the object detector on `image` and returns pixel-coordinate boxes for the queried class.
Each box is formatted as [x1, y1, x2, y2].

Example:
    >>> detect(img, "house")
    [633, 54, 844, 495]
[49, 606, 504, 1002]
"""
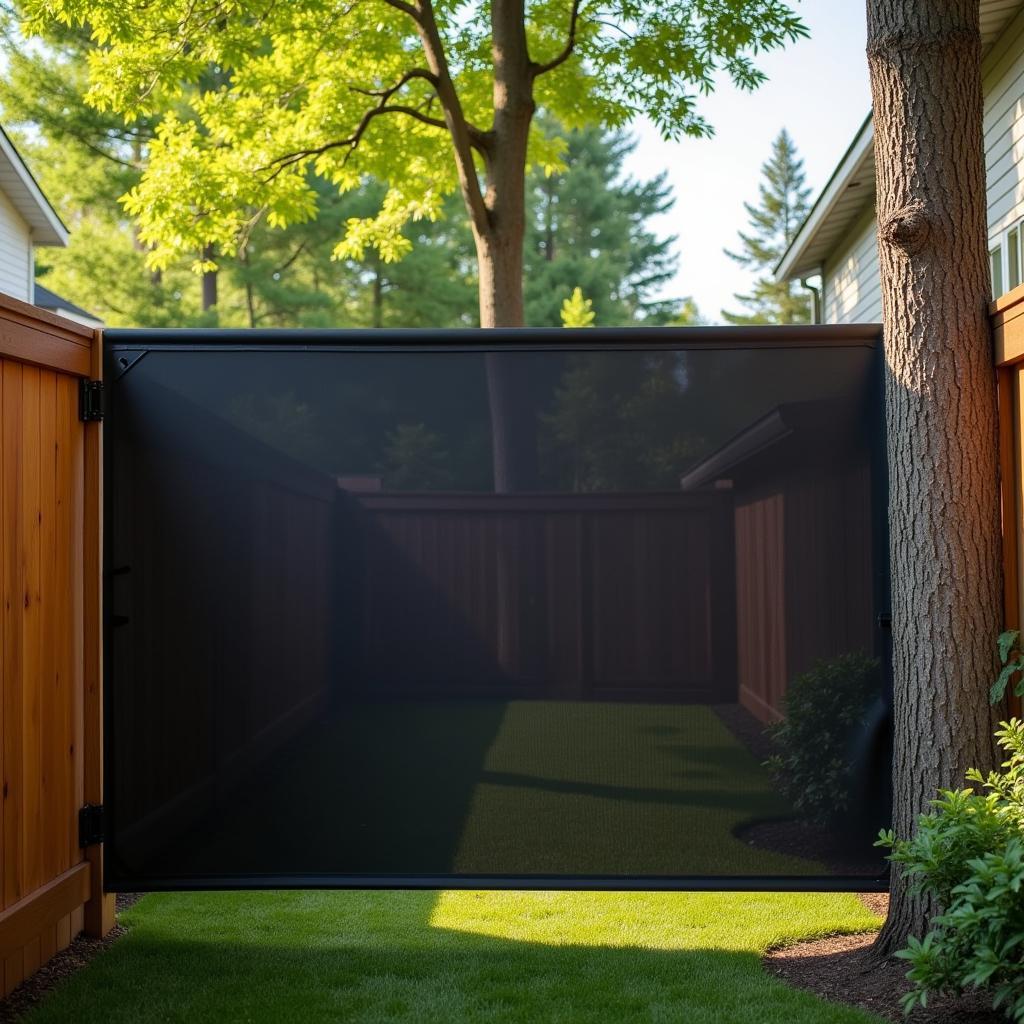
[0, 125, 67, 301]
[33, 281, 104, 329]
[0, 124, 101, 325]
[776, 0, 1024, 320]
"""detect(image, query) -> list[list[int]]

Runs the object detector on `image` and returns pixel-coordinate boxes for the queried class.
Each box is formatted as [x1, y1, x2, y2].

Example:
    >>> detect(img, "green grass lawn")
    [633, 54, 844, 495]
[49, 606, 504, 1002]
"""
[149, 702, 852, 880]
[27, 889, 885, 1023]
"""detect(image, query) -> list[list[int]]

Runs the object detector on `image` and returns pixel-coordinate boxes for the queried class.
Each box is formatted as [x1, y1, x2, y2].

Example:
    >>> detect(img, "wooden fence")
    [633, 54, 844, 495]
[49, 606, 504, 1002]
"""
[339, 491, 737, 704]
[0, 292, 110, 998]
[994, 285, 1024, 642]
[106, 375, 336, 874]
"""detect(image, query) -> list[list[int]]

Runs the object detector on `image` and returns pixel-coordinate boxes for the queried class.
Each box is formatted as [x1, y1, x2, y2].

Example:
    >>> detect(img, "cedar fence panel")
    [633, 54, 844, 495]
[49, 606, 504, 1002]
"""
[995, 284, 1024, 713]
[0, 291, 109, 999]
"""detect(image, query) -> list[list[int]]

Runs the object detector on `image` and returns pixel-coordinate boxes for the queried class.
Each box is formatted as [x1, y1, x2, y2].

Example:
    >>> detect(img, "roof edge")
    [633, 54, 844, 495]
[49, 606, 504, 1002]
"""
[0, 126, 69, 247]
[775, 113, 875, 283]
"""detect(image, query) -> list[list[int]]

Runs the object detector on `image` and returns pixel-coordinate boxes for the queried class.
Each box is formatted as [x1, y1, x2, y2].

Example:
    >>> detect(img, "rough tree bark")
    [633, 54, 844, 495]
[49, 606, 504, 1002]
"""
[866, 0, 1003, 953]
[406, 0, 563, 488]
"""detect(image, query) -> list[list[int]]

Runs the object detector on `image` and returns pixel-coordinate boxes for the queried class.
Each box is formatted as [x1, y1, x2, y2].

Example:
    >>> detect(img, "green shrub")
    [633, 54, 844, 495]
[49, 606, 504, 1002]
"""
[881, 720, 1024, 1019]
[881, 633, 1024, 1020]
[764, 651, 881, 829]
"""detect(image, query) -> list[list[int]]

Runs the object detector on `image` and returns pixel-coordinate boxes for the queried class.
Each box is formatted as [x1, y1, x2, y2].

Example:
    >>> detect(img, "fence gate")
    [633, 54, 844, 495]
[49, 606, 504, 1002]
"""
[102, 326, 891, 891]
[0, 294, 110, 998]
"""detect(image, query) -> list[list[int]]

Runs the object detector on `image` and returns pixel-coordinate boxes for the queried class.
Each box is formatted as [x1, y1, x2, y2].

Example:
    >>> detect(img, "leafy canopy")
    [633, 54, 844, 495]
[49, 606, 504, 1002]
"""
[22, 0, 807, 271]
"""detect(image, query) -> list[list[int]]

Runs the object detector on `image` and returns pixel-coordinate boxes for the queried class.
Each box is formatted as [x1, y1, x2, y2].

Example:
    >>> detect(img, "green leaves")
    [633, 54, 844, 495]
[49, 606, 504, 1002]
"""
[763, 652, 881, 829]
[20, 0, 807, 278]
[559, 287, 595, 327]
[991, 630, 1024, 704]
[888, 716, 1024, 1021]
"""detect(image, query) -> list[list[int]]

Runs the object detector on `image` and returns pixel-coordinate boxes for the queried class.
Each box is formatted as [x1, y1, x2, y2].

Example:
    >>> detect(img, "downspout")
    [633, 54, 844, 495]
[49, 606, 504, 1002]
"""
[800, 271, 823, 324]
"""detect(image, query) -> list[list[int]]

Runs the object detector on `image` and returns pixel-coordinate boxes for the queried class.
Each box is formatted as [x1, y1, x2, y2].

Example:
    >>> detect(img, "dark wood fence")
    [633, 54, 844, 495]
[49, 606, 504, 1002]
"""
[107, 379, 336, 870]
[337, 491, 737, 704]
[734, 460, 876, 723]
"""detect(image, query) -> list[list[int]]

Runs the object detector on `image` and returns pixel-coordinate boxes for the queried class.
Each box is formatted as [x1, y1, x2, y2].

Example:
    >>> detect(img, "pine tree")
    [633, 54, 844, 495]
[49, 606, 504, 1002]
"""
[560, 288, 596, 327]
[722, 129, 813, 325]
[525, 121, 682, 327]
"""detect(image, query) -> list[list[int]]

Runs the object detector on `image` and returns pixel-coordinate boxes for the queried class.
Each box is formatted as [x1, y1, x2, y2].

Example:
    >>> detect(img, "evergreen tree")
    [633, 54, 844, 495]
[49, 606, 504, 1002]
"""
[560, 288, 595, 327]
[0, 21, 693, 331]
[722, 129, 813, 325]
[525, 122, 681, 327]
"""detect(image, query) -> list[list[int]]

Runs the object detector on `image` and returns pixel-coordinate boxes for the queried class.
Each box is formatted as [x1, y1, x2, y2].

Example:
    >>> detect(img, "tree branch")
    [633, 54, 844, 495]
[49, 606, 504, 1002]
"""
[532, 0, 583, 77]
[350, 67, 439, 98]
[258, 101, 449, 181]
[411, 0, 491, 235]
[380, 0, 421, 21]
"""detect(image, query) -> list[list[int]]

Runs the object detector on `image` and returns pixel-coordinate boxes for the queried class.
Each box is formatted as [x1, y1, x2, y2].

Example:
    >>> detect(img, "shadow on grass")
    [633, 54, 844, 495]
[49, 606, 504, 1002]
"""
[25, 890, 884, 1024]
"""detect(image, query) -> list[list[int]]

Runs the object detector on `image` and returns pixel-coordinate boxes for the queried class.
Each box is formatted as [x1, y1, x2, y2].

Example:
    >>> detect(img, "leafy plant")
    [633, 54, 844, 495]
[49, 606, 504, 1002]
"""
[990, 629, 1024, 705]
[765, 652, 881, 829]
[880, 634, 1024, 1020]
[560, 288, 595, 328]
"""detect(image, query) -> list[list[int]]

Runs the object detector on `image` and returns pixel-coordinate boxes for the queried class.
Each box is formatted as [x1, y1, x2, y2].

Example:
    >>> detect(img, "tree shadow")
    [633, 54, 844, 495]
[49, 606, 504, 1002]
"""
[29, 890, 881, 1024]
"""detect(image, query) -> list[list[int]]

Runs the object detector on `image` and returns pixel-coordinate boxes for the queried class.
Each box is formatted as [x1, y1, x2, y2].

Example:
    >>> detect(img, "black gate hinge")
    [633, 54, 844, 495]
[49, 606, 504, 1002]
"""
[78, 803, 106, 847]
[78, 380, 104, 422]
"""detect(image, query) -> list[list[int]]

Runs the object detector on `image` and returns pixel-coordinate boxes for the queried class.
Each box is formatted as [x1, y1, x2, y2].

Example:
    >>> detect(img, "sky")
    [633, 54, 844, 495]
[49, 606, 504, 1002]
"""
[622, 1, 872, 324]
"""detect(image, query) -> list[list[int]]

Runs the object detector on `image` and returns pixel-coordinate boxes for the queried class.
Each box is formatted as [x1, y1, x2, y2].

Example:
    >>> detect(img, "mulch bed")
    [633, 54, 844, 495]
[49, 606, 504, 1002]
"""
[713, 703, 886, 878]
[716, 702, 1006, 1020]
[765, 894, 1006, 1023]
[734, 816, 886, 877]
[0, 894, 141, 1023]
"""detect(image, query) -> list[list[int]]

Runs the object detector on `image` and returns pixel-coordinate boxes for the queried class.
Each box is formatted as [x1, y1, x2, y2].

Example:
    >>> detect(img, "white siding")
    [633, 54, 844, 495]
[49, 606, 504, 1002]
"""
[822, 212, 881, 324]
[0, 186, 31, 302]
[819, 7, 1024, 323]
[985, 11, 1024, 245]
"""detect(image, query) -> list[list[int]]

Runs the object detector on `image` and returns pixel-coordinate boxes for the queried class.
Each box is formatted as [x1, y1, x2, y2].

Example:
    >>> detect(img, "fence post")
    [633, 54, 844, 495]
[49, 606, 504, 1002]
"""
[82, 328, 114, 938]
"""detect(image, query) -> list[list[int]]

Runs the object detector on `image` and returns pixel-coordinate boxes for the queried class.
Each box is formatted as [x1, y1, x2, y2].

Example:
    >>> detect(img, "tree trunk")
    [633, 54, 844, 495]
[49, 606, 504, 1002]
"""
[476, 228, 526, 328]
[202, 245, 218, 312]
[866, 0, 1002, 954]
[476, 0, 537, 491]
[477, 228, 538, 491]
[372, 262, 384, 329]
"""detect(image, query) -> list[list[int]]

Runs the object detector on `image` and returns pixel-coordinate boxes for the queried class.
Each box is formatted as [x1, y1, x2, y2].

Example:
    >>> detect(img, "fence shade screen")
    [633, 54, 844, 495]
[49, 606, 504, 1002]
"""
[104, 331, 890, 889]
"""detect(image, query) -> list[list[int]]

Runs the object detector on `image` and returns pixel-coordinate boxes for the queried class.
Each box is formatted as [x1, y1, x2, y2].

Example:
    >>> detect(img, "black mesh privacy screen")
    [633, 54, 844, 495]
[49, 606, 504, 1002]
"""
[103, 327, 890, 890]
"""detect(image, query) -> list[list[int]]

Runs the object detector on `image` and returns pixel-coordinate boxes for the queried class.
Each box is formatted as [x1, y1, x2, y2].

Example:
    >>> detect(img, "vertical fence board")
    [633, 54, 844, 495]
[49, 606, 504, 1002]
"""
[3, 361, 24, 910]
[54, 375, 73, 875]
[21, 367, 42, 899]
[39, 372, 57, 888]
[0, 295, 101, 999]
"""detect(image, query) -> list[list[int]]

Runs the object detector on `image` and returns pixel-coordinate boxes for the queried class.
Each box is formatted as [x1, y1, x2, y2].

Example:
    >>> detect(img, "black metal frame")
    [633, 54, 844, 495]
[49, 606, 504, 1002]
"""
[102, 324, 890, 893]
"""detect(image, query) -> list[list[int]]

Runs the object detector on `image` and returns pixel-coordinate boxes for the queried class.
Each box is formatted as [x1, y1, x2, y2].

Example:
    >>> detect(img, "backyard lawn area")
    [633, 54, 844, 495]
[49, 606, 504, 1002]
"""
[142, 702, 845, 881]
[25, 889, 884, 1023]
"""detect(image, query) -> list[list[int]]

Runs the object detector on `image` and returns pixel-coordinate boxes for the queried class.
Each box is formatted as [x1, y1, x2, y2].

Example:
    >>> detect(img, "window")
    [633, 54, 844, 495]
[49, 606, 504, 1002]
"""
[989, 220, 1024, 298]
[1009, 226, 1020, 291]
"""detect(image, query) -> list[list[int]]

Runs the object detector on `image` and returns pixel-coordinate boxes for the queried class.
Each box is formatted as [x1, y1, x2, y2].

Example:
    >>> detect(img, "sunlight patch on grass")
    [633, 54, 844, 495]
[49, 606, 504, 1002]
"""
[427, 889, 880, 952]
[26, 890, 885, 1024]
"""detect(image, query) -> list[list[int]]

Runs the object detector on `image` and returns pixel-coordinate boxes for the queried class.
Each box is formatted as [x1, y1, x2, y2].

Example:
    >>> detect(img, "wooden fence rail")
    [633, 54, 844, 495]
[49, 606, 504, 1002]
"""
[0, 291, 110, 998]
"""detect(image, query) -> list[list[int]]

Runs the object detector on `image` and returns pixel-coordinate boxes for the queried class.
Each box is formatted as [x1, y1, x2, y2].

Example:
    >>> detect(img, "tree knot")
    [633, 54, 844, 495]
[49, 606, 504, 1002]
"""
[881, 203, 931, 255]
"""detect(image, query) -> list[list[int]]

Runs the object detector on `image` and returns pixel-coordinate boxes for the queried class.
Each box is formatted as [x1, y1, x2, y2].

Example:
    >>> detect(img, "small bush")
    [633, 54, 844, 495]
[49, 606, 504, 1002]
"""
[880, 719, 1024, 1020]
[765, 651, 881, 829]
[881, 634, 1024, 1020]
